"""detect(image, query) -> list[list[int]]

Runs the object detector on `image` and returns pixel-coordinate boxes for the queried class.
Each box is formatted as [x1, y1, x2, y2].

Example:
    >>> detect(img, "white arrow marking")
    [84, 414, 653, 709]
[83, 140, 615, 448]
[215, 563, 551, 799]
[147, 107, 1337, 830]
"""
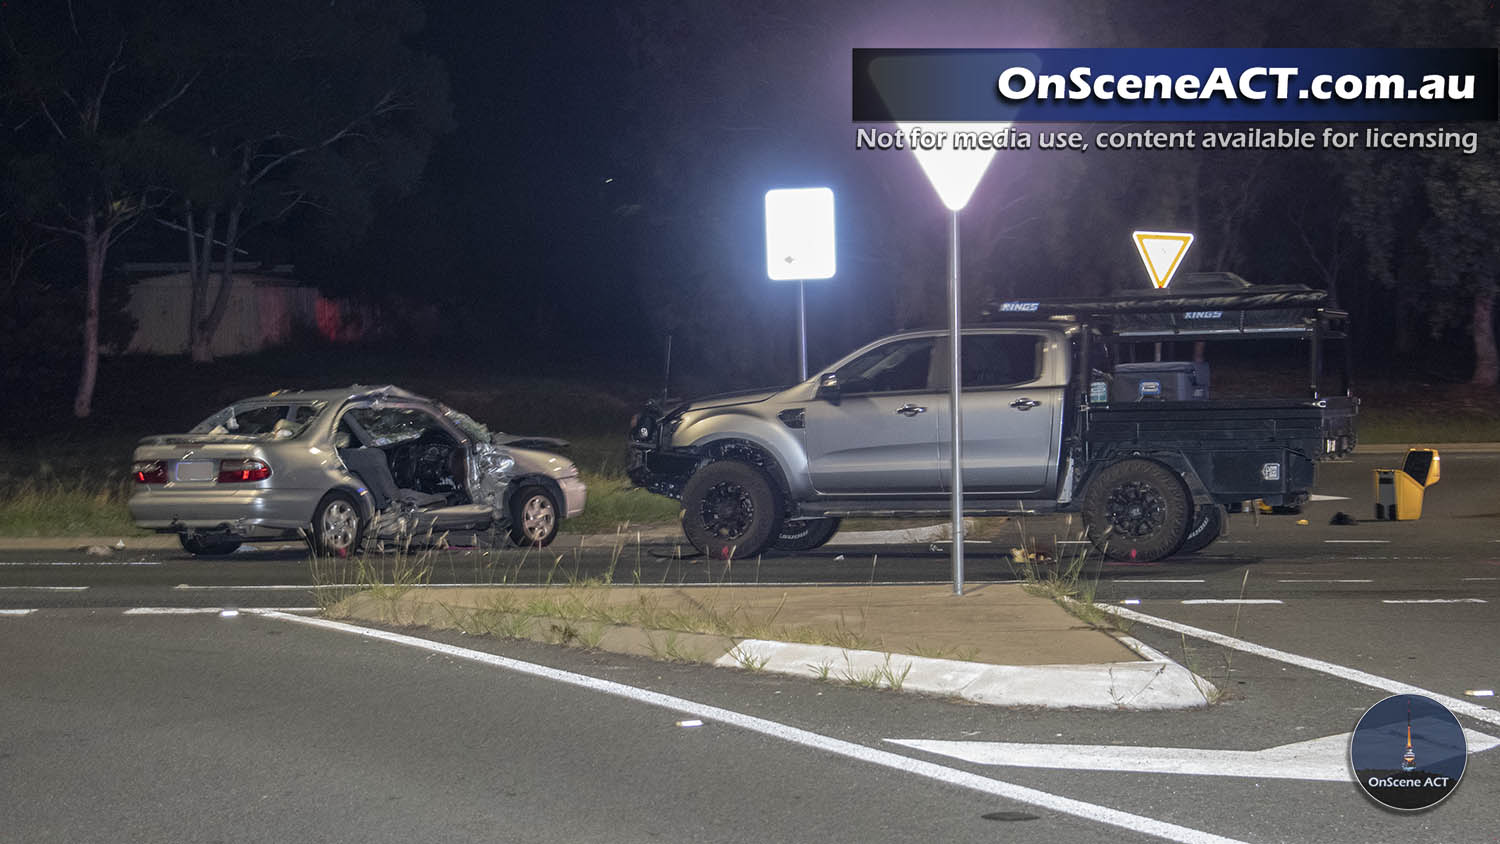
[889, 729, 1500, 782]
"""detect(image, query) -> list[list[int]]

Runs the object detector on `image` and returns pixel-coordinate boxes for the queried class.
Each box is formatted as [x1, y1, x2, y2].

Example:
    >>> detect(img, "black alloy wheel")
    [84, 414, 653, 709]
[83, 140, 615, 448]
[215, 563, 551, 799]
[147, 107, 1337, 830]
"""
[1081, 458, 1192, 562]
[679, 461, 783, 560]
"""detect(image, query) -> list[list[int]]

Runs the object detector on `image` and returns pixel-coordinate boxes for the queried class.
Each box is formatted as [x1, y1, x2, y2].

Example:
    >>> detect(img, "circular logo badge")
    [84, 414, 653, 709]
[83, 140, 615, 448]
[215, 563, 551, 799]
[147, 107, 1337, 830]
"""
[1350, 694, 1467, 811]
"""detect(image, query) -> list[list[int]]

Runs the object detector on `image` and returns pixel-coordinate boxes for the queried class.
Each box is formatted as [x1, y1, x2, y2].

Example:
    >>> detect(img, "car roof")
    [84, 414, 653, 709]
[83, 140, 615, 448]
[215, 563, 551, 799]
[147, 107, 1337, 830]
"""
[233, 385, 433, 405]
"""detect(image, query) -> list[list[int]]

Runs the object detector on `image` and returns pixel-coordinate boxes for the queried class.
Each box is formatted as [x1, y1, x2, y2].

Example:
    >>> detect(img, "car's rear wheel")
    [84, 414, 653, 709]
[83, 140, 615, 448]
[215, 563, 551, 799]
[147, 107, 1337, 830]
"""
[179, 532, 242, 557]
[508, 485, 560, 547]
[1179, 505, 1226, 555]
[1081, 459, 1192, 562]
[680, 461, 783, 560]
[311, 492, 365, 557]
[772, 517, 841, 553]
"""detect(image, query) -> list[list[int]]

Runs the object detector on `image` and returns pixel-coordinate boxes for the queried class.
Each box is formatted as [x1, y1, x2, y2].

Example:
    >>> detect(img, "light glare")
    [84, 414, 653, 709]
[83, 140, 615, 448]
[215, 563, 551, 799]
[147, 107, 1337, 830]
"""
[900, 123, 1005, 211]
[765, 188, 836, 280]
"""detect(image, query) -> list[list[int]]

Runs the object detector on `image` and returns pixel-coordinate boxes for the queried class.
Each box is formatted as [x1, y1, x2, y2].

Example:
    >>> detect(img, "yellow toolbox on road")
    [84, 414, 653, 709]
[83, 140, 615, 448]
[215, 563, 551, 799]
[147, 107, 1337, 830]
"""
[1373, 448, 1440, 521]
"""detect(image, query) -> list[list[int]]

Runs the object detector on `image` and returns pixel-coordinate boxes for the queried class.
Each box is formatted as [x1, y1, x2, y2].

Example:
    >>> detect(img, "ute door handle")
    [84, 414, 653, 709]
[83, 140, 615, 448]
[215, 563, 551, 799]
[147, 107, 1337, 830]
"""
[1010, 398, 1041, 411]
[895, 403, 927, 417]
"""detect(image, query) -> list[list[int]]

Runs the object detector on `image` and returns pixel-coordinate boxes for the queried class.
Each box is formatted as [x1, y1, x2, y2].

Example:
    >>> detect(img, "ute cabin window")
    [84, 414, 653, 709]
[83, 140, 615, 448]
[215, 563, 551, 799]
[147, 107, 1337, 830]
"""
[963, 335, 1042, 389]
[835, 338, 936, 394]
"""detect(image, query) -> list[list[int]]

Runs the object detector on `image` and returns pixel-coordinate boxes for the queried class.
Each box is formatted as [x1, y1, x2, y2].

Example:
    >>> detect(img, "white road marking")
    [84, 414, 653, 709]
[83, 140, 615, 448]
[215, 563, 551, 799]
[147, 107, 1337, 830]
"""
[1277, 579, 1372, 583]
[0, 586, 88, 591]
[255, 611, 1248, 844]
[1382, 598, 1487, 604]
[0, 608, 37, 615]
[1463, 577, 1499, 581]
[171, 583, 484, 591]
[0, 561, 160, 566]
[1181, 599, 1283, 605]
[124, 606, 320, 615]
[891, 729, 1500, 783]
[1112, 579, 1205, 584]
[1323, 540, 1390, 544]
[1103, 605, 1500, 728]
[1307, 494, 1350, 501]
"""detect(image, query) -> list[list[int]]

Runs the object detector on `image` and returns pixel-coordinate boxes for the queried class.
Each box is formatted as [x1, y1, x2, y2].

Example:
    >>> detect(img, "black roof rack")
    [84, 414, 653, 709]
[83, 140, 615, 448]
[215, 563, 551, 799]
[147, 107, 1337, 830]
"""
[977, 285, 1347, 342]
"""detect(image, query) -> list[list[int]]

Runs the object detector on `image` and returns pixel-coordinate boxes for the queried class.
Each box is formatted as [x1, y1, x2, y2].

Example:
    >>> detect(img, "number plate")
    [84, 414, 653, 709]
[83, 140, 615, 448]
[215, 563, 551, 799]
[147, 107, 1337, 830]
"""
[174, 460, 217, 482]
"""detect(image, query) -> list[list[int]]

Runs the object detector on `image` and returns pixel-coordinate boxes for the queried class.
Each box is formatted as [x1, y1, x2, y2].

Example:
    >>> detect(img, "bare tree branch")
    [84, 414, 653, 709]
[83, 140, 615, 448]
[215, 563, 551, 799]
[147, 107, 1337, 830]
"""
[140, 72, 201, 126]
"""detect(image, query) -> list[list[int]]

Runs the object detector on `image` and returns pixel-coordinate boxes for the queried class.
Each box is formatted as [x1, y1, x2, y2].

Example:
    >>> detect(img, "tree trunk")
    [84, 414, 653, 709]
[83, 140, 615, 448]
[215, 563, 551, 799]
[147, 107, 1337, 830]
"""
[188, 205, 219, 363]
[195, 201, 243, 363]
[1472, 284, 1498, 387]
[74, 214, 108, 418]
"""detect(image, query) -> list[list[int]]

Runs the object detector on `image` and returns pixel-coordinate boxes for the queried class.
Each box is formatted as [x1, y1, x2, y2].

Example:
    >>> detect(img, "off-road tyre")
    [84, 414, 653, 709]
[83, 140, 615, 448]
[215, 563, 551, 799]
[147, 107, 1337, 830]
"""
[680, 460, 783, 560]
[179, 532, 243, 557]
[772, 517, 842, 553]
[310, 492, 366, 557]
[1081, 459, 1192, 562]
[1178, 505, 1226, 555]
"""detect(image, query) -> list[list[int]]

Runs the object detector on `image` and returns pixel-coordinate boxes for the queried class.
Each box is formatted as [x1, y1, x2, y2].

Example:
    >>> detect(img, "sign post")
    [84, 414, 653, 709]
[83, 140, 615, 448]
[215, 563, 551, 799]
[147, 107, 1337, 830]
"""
[896, 123, 1003, 597]
[765, 187, 836, 380]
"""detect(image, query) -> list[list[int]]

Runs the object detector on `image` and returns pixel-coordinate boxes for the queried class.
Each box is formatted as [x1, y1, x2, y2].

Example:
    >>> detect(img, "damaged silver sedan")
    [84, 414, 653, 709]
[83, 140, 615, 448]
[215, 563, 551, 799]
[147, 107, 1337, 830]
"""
[129, 385, 586, 556]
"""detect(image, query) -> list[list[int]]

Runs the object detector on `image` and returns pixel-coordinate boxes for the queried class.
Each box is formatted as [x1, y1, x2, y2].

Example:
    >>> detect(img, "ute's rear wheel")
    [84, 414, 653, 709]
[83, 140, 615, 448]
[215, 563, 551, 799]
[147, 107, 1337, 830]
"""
[1081, 459, 1192, 562]
[179, 532, 242, 557]
[680, 461, 783, 560]
[772, 517, 842, 553]
[1179, 505, 1226, 555]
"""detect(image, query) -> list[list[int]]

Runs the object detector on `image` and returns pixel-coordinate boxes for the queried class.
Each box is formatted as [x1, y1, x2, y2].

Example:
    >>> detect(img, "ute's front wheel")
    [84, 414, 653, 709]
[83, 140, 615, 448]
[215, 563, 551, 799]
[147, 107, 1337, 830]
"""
[1081, 459, 1192, 562]
[680, 461, 783, 560]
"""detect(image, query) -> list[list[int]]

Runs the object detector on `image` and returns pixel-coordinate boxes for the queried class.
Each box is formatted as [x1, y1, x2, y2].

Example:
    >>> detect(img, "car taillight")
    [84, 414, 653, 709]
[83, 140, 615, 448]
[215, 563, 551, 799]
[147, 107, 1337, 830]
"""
[217, 458, 271, 483]
[132, 461, 167, 484]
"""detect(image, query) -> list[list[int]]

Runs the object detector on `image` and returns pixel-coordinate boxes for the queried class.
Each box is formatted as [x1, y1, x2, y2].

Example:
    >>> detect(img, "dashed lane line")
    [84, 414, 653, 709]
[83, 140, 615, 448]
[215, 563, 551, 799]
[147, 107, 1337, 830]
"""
[0, 608, 36, 615]
[253, 610, 1248, 844]
[0, 586, 88, 591]
[1276, 579, 1372, 583]
[1103, 604, 1500, 728]
[1382, 598, 1487, 604]
[1181, 599, 1283, 605]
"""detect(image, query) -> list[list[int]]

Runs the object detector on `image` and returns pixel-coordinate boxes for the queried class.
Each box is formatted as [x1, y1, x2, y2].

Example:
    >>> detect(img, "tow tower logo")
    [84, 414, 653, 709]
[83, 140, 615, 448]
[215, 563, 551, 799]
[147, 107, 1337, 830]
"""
[1351, 694, 1468, 811]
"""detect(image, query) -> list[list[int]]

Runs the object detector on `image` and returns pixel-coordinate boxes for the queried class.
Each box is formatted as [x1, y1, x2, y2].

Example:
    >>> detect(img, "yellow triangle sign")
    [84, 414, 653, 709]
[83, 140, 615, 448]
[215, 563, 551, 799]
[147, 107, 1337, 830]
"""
[1132, 231, 1194, 289]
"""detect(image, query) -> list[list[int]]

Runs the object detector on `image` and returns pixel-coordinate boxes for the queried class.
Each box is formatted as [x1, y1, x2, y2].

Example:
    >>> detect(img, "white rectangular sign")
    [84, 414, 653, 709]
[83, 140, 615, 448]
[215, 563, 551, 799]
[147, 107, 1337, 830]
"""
[765, 188, 836, 281]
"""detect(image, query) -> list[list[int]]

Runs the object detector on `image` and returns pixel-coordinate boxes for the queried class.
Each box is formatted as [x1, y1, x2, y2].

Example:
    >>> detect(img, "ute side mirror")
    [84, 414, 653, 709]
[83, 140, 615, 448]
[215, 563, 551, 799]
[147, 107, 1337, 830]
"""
[816, 373, 841, 405]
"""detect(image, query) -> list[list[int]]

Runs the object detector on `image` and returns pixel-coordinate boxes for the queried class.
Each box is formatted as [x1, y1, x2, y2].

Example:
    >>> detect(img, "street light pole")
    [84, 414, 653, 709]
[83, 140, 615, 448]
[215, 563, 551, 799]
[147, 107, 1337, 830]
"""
[947, 210, 965, 595]
[798, 280, 808, 381]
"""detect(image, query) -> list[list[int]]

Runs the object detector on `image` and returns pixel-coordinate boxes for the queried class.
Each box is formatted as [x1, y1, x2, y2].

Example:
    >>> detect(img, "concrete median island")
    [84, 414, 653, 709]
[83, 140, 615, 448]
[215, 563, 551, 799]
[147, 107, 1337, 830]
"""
[332, 582, 1216, 710]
